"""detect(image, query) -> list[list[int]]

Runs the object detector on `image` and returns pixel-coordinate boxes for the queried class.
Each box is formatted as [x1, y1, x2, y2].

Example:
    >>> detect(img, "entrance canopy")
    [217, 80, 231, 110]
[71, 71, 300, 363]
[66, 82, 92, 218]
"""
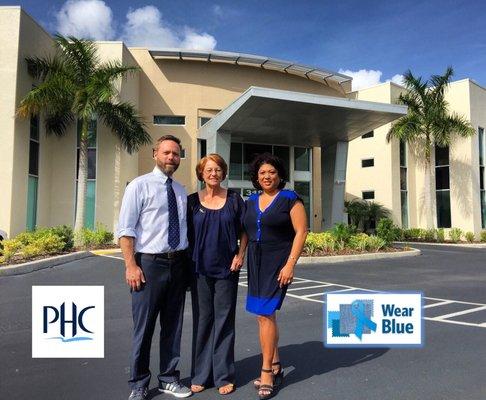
[198, 86, 407, 146]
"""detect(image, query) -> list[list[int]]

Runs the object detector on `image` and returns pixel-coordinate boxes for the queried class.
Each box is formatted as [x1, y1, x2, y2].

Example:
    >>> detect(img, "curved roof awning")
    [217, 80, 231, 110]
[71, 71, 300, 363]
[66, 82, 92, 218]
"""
[149, 49, 352, 89]
[198, 87, 407, 147]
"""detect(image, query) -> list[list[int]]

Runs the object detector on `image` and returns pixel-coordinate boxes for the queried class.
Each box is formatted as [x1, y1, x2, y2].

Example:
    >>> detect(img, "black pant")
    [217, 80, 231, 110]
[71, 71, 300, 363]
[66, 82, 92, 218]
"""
[191, 273, 239, 387]
[129, 253, 188, 389]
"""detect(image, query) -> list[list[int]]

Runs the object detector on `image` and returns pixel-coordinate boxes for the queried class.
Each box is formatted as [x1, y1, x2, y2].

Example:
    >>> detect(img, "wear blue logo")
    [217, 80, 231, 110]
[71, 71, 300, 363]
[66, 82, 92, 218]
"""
[328, 299, 377, 340]
[43, 302, 95, 342]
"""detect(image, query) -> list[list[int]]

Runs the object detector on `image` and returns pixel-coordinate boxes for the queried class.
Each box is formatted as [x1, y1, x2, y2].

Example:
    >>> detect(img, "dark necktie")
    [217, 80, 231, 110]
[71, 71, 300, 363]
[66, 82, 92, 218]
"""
[166, 177, 180, 249]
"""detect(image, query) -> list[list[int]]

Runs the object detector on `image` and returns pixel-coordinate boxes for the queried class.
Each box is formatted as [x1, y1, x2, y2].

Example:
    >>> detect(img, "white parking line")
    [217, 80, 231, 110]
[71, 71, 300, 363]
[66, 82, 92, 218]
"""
[288, 284, 333, 292]
[424, 300, 453, 308]
[98, 256, 486, 329]
[431, 305, 486, 320]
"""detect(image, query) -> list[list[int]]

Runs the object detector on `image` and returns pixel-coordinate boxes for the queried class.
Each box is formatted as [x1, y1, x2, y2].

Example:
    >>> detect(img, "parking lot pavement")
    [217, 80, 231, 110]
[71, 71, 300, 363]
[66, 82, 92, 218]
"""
[1, 244, 485, 399]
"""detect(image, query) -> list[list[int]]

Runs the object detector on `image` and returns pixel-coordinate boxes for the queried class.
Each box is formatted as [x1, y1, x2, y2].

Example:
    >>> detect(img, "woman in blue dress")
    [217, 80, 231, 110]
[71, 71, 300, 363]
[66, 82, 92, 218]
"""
[187, 154, 248, 395]
[243, 153, 308, 400]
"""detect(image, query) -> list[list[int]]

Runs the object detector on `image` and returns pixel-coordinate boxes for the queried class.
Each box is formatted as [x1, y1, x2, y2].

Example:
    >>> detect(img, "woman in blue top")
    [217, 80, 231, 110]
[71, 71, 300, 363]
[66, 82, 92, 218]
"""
[243, 153, 308, 400]
[187, 154, 248, 396]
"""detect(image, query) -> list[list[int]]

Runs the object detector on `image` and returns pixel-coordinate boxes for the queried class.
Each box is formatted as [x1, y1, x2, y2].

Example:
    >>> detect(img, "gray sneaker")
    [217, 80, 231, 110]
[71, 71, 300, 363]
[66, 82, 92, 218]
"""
[159, 380, 192, 398]
[128, 387, 148, 400]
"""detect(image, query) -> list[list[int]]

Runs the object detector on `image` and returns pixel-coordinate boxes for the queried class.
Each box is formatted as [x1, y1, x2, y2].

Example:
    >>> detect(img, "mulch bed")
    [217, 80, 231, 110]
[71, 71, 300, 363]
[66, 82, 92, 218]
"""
[0, 244, 118, 266]
[301, 246, 407, 257]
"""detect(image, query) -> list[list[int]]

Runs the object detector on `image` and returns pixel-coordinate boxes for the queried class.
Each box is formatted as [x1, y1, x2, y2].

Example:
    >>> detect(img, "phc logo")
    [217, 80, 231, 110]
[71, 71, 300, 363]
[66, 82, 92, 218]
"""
[32, 286, 104, 358]
[324, 292, 423, 348]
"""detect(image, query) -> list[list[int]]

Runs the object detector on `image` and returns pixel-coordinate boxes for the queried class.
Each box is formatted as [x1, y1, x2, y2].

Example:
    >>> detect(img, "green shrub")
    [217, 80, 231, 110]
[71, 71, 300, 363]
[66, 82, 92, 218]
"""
[403, 228, 421, 240]
[465, 232, 475, 242]
[480, 231, 486, 242]
[331, 223, 356, 248]
[449, 228, 462, 242]
[424, 229, 436, 242]
[366, 236, 386, 251]
[22, 233, 64, 258]
[49, 225, 74, 251]
[1, 239, 23, 262]
[376, 218, 400, 245]
[436, 228, 445, 243]
[348, 233, 369, 251]
[77, 224, 114, 249]
[304, 232, 336, 255]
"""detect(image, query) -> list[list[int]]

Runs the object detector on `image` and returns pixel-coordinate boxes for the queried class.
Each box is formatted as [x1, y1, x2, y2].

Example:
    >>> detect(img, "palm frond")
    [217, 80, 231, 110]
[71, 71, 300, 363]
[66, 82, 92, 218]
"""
[25, 55, 67, 80]
[430, 66, 453, 100]
[387, 114, 422, 143]
[97, 101, 151, 153]
[16, 74, 75, 118]
[54, 35, 99, 85]
[45, 110, 76, 137]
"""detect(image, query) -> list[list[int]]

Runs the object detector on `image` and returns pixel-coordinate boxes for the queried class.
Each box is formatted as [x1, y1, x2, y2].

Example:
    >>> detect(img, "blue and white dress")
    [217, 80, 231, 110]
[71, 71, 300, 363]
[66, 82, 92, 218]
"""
[243, 189, 302, 316]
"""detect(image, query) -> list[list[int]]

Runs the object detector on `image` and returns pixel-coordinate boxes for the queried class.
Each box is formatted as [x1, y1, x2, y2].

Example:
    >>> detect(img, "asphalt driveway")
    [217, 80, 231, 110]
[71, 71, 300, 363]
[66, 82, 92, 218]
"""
[1, 244, 485, 400]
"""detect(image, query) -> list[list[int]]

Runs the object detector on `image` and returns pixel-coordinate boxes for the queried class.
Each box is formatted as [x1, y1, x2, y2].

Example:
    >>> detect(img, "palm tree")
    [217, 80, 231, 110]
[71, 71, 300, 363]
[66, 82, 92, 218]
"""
[17, 35, 151, 245]
[387, 67, 475, 228]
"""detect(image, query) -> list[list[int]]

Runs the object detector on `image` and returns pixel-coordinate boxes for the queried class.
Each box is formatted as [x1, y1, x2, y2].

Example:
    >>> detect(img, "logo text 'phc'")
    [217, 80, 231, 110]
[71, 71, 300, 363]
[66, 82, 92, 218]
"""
[43, 302, 94, 338]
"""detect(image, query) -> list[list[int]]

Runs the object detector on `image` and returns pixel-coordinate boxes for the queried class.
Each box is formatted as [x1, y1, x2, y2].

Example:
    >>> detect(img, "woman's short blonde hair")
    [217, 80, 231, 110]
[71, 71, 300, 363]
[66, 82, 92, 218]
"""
[196, 153, 228, 181]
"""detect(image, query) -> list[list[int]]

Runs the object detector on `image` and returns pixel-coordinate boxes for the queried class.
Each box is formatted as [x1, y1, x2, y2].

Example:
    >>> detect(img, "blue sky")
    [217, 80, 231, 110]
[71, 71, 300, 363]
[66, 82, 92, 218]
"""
[3, 0, 486, 89]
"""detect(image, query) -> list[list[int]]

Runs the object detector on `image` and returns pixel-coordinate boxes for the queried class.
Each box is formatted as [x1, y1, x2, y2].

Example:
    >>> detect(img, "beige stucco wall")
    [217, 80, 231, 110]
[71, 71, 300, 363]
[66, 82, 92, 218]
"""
[1, 7, 58, 237]
[128, 48, 345, 195]
[0, 7, 21, 236]
[346, 83, 403, 225]
[347, 79, 486, 236]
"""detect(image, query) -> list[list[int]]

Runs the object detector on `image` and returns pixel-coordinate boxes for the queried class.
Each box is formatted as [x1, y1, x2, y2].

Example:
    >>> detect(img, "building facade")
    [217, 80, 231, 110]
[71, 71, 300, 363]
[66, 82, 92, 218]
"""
[1, 7, 413, 239]
[346, 80, 486, 236]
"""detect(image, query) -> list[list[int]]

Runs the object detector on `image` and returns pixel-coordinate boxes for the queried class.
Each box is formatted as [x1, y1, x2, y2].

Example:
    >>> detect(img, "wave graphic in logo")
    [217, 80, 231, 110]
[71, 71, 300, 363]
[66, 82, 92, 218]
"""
[47, 336, 93, 342]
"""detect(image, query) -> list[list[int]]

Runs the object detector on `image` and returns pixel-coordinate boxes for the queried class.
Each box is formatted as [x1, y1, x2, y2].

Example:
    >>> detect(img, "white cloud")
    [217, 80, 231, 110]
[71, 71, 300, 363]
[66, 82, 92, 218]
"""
[120, 5, 217, 50]
[54, 1, 217, 50]
[388, 74, 405, 86]
[180, 28, 217, 50]
[55, 0, 115, 40]
[339, 69, 405, 91]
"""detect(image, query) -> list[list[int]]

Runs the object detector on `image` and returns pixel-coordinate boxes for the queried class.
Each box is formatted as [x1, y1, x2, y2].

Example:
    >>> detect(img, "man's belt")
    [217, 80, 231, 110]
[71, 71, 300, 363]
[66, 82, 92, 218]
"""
[139, 250, 187, 260]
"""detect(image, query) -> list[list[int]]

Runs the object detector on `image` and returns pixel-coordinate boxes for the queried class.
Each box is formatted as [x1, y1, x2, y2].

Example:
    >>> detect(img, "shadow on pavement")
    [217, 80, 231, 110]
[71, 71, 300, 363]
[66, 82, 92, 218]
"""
[235, 341, 388, 387]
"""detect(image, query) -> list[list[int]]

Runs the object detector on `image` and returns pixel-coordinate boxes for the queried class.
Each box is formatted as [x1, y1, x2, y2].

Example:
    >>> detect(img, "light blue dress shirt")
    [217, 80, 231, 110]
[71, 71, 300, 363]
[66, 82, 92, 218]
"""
[117, 166, 188, 253]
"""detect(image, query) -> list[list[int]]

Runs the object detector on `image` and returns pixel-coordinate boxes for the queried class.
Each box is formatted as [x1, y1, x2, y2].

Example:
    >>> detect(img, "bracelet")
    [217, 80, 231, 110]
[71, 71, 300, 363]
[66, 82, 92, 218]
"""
[288, 255, 297, 261]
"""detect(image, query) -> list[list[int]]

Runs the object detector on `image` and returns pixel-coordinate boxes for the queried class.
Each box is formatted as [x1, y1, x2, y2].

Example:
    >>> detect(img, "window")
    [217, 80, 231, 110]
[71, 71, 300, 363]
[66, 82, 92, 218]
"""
[228, 143, 291, 181]
[479, 127, 486, 228]
[362, 191, 375, 200]
[153, 115, 185, 125]
[294, 147, 310, 171]
[76, 119, 97, 230]
[435, 145, 451, 228]
[400, 141, 408, 228]
[199, 117, 211, 127]
[198, 139, 207, 159]
[180, 148, 186, 159]
[362, 131, 374, 139]
[229, 142, 243, 180]
[27, 115, 39, 231]
[361, 158, 374, 168]
[294, 181, 311, 226]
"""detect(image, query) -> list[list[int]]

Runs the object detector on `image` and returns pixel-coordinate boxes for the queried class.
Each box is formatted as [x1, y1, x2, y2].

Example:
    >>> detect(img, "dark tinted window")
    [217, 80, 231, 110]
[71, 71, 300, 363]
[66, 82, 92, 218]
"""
[435, 146, 449, 166]
[153, 115, 185, 125]
[362, 191, 375, 200]
[435, 167, 450, 190]
[29, 141, 39, 176]
[361, 158, 374, 168]
[362, 131, 374, 138]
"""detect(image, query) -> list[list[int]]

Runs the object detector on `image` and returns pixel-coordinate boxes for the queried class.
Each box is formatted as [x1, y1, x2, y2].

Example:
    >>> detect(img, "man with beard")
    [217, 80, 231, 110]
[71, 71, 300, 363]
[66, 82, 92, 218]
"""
[118, 135, 192, 400]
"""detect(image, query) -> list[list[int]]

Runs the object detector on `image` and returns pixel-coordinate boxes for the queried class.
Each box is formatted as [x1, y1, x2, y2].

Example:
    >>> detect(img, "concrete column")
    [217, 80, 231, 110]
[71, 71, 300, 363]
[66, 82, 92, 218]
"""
[205, 130, 231, 187]
[321, 141, 348, 229]
[331, 141, 349, 226]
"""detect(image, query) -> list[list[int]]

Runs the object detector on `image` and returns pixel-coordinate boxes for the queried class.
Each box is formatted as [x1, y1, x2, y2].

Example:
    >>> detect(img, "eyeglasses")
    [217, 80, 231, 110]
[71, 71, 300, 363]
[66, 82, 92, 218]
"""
[204, 168, 223, 175]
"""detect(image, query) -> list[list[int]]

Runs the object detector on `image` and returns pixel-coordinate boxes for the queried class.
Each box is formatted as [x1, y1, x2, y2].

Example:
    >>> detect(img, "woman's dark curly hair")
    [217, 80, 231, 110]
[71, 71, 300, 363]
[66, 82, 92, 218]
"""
[248, 152, 288, 190]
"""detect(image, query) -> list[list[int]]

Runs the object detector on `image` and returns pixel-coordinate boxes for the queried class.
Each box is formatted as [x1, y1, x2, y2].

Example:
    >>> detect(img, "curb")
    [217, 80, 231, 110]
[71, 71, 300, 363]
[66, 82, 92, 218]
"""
[0, 251, 94, 277]
[395, 241, 486, 249]
[297, 247, 421, 265]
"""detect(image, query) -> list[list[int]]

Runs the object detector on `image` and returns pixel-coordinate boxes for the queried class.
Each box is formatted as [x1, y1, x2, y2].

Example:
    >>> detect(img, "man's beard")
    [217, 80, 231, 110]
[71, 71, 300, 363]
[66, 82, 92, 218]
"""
[156, 159, 179, 176]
